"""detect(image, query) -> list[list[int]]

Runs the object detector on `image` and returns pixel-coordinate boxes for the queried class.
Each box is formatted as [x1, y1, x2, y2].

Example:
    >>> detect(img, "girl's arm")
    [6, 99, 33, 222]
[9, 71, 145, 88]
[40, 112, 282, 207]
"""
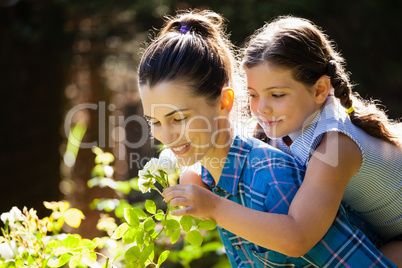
[163, 132, 362, 257]
[284, 132, 362, 254]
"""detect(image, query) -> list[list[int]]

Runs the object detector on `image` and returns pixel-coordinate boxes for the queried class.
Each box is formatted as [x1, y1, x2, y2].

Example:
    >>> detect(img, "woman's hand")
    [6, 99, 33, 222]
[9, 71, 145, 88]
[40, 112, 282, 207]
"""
[162, 184, 218, 219]
[179, 169, 210, 189]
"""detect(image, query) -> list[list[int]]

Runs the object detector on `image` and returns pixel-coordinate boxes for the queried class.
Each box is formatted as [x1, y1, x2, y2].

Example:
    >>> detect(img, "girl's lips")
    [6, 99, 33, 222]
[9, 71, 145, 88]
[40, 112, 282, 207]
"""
[170, 142, 191, 155]
[261, 120, 279, 127]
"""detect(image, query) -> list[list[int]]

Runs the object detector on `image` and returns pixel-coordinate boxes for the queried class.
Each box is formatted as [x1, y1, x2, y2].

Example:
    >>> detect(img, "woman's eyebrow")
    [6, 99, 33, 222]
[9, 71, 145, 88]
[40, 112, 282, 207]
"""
[247, 86, 288, 91]
[144, 109, 190, 119]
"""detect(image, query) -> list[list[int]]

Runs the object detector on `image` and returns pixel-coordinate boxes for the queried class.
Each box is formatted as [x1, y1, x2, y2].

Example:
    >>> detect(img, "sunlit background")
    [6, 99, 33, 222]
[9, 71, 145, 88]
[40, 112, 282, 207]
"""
[1, 0, 401, 242]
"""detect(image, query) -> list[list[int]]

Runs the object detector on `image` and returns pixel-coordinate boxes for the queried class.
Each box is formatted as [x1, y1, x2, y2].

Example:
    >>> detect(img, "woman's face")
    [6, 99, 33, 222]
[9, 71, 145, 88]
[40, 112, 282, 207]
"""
[140, 80, 224, 167]
[245, 63, 319, 139]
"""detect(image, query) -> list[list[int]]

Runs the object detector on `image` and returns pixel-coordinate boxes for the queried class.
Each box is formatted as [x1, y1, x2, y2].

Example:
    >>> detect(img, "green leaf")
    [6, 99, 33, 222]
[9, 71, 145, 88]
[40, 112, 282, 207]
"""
[62, 235, 80, 249]
[165, 229, 173, 236]
[145, 200, 156, 214]
[124, 208, 140, 227]
[186, 230, 203, 247]
[170, 229, 181, 244]
[197, 219, 217, 230]
[83, 252, 97, 264]
[162, 219, 180, 231]
[136, 230, 145, 247]
[111, 223, 129, 239]
[157, 250, 170, 267]
[143, 218, 156, 232]
[125, 245, 141, 262]
[79, 239, 96, 250]
[139, 243, 154, 265]
[69, 254, 81, 268]
[46, 240, 61, 252]
[123, 227, 139, 244]
[47, 253, 73, 267]
[180, 215, 193, 232]
[27, 256, 34, 266]
[149, 229, 158, 239]
[133, 207, 148, 219]
[155, 209, 165, 221]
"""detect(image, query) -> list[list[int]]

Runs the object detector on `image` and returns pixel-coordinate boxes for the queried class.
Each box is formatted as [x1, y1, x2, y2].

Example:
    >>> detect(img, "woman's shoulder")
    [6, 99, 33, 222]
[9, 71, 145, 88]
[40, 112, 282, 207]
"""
[236, 135, 305, 181]
[237, 135, 294, 159]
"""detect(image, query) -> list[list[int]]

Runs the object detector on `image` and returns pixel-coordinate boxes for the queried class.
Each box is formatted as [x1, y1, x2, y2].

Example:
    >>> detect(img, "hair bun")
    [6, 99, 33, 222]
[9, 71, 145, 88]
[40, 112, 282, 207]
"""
[327, 60, 336, 77]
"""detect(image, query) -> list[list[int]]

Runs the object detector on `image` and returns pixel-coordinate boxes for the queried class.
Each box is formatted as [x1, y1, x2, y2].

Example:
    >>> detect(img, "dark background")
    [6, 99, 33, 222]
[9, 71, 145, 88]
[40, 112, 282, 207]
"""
[1, 0, 401, 237]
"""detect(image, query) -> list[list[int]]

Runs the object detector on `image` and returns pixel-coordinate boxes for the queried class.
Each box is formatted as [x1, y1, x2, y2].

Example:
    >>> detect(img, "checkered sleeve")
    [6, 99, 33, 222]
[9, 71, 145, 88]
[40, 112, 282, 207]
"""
[302, 204, 397, 267]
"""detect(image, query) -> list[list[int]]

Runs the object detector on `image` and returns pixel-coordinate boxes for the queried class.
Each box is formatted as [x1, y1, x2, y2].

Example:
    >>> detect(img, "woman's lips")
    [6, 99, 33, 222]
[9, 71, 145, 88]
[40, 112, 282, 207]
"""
[170, 142, 191, 155]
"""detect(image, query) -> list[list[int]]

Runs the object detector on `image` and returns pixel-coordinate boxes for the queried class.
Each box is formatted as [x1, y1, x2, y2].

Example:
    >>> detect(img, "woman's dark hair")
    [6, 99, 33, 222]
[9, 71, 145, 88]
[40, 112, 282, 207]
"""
[138, 9, 239, 104]
[243, 16, 401, 146]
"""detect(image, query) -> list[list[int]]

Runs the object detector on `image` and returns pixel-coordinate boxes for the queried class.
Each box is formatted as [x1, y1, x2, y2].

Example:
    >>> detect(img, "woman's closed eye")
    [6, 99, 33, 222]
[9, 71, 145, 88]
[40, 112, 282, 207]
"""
[146, 119, 160, 126]
[272, 93, 285, 98]
[173, 117, 187, 122]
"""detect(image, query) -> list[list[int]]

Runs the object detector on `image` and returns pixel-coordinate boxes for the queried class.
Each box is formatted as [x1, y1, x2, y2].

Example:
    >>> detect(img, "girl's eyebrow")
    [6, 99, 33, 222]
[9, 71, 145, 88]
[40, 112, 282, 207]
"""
[144, 109, 191, 120]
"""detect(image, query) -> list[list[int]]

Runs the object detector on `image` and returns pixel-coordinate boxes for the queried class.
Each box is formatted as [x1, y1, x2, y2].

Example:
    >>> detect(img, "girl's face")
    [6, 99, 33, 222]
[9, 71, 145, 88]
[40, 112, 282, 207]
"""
[245, 63, 320, 139]
[140, 80, 225, 167]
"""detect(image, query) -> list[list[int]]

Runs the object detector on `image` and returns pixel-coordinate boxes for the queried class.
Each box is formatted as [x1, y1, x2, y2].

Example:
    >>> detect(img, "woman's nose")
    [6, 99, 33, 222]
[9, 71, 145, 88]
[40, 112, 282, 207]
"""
[161, 125, 182, 146]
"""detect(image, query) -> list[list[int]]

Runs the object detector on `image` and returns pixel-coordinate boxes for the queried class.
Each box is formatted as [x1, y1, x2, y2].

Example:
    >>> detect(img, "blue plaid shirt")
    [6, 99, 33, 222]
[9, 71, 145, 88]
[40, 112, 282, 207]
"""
[202, 135, 395, 268]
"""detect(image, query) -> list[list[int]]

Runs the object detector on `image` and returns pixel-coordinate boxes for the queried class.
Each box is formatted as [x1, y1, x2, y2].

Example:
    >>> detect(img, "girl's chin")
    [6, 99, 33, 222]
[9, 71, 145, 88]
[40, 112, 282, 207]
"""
[264, 132, 283, 139]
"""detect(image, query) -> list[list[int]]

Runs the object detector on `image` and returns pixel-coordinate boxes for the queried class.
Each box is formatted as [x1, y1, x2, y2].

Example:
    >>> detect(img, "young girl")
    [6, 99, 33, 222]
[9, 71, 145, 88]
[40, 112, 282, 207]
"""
[242, 16, 402, 265]
[139, 10, 396, 267]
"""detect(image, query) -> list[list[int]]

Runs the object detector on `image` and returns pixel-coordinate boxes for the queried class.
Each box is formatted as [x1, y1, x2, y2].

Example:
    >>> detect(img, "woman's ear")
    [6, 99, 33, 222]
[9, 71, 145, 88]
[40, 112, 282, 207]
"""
[220, 87, 234, 112]
[314, 75, 331, 104]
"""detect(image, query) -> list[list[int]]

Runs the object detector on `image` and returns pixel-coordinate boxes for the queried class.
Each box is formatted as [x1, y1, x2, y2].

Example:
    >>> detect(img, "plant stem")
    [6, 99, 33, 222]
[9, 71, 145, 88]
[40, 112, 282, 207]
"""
[153, 205, 170, 241]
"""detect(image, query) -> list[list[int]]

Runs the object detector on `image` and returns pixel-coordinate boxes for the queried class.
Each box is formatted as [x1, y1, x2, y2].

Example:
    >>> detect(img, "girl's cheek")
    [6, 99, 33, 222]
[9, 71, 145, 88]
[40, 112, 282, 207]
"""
[249, 99, 259, 114]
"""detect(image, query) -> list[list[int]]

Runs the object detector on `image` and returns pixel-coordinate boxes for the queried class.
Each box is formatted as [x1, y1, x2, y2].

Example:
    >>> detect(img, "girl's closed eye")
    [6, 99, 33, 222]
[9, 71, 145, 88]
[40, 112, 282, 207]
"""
[247, 90, 259, 98]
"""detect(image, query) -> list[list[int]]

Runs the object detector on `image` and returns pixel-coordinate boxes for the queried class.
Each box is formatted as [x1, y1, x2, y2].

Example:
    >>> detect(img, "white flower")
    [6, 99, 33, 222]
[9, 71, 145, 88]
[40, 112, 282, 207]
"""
[0, 241, 16, 259]
[143, 158, 159, 176]
[1, 207, 23, 228]
[157, 157, 176, 175]
[143, 157, 176, 176]
[137, 175, 156, 193]
[137, 157, 177, 193]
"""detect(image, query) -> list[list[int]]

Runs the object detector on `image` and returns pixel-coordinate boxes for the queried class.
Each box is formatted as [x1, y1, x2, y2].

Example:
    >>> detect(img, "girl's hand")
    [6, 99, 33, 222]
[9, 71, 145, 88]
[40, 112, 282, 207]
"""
[162, 184, 218, 219]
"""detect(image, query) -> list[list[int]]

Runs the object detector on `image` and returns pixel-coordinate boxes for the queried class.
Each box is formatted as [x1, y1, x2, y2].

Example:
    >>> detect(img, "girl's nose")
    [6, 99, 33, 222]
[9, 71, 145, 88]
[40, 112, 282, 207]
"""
[257, 99, 272, 115]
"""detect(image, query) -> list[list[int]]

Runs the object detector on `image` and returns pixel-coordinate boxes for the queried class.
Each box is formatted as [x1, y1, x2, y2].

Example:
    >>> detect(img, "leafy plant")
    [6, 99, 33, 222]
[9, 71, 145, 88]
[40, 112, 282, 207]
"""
[0, 202, 104, 268]
[90, 147, 219, 267]
[0, 146, 227, 268]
